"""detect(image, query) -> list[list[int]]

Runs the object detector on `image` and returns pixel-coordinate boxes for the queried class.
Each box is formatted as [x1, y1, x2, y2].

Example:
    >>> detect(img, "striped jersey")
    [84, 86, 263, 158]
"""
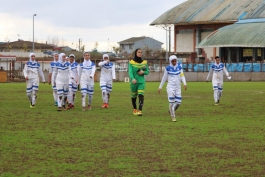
[159, 63, 186, 89]
[206, 63, 229, 83]
[98, 61, 116, 82]
[53, 62, 71, 85]
[23, 61, 45, 82]
[78, 62, 96, 85]
[69, 62, 79, 81]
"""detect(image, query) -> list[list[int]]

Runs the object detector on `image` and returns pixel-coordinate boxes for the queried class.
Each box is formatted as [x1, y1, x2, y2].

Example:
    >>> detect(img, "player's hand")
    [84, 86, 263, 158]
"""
[48, 81, 51, 85]
[184, 85, 187, 90]
[90, 76, 93, 79]
[227, 76, 231, 80]
[132, 79, 137, 84]
[25, 76, 28, 80]
[206, 80, 208, 82]
[158, 88, 162, 94]
[137, 70, 144, 75]
[43, 81, 46, 84]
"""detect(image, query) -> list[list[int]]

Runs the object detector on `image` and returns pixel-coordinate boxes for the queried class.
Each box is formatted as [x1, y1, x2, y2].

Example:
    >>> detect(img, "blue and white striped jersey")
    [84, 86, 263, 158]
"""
[53, 62, 71, 85]
[98, 61, 116, 82]
[79, 62, 96, 85]
[206, 63, 229, 83]
[23, 61, 45, 82]
[159, 63, 186, 89]
[69, 62, 79, 81]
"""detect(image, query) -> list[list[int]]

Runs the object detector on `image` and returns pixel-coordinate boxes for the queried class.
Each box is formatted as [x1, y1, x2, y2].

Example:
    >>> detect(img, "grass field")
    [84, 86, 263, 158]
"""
[1, 82, 265, 177]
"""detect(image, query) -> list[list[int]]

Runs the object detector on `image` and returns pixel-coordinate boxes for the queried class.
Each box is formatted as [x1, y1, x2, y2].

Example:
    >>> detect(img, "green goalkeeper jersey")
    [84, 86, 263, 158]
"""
[128, 60, 149, 83]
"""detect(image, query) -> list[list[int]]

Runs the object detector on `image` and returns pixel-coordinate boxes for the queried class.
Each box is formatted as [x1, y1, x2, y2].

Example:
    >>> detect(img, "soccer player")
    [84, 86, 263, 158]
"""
[206, 56, 231, 105]
[67, 54, 79, 109]
[78, 51, 96, 111]
[53, 53, 71, 111]
[128, 48, 149, 116]
[23, 53, 45, 108]
[48, 53, 59, 106]
[158, 55, 187, 122]
[98, 54, 116, 108]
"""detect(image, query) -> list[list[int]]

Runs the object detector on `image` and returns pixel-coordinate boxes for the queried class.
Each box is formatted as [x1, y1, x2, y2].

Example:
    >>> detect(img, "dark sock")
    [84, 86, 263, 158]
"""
[131, 97, 137, 109]
[138, 95, 144, 111]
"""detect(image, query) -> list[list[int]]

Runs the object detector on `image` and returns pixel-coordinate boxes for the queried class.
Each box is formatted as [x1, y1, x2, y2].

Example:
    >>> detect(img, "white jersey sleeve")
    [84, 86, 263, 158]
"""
[38, 67, 45, 82]
[159, 68, 168, 89]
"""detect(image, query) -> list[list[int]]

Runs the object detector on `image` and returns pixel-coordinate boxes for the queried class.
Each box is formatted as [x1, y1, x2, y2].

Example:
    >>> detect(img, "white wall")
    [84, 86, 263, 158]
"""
[176, 33, 194, 52]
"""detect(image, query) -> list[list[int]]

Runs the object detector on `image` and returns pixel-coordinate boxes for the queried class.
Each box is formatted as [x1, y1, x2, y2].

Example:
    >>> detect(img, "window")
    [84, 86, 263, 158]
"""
[129, 44, 133, 49]
[177, 29, 193, 34]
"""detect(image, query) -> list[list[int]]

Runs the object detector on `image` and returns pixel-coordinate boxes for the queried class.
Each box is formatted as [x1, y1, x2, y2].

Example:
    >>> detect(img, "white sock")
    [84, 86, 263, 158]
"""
[169, 103, 175, 118]
[32, 90, 38, 105]
[68, 89, 73, 104]
[82, 93, 86, 107]
[58, 95, 63, 107]
[88, 95, 93, 105]
[53, 90, 57, 102]
[214, 90, 218, 103]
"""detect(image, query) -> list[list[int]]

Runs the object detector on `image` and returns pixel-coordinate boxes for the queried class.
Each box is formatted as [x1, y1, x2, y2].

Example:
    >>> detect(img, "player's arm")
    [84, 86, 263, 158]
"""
[38, 66, 45, 83]
[128, 62, 136, 84]
[223, 66, 231, 79]
[90, 65, 96, 78]
[23, 63, 28, 80]
[180, 70, 187, 90]
[53, 65, 58, 85]
[206, 67, 213, 82]
[143, 63, 150, 75]
[158, 68, 168, 94]
[98, 60, 107, 67]
[112, 63, 116, 81]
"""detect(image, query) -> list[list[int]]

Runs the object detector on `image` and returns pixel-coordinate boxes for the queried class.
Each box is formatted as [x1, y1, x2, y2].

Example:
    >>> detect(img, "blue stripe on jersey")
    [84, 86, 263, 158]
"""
[175, 96, 182, 100]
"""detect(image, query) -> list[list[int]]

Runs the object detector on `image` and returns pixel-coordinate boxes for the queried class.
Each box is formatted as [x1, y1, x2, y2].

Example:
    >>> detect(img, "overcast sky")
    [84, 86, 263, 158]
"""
[0, 0, 186, 52]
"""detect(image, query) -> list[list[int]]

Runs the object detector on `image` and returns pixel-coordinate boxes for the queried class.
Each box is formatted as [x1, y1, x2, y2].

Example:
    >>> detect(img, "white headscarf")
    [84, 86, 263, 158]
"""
[58, 53, 66, 64]
[83, 51, 91, 67]
[53, 53, 59, 63]
[102, 54, 109, 61]
[69, 54, 75, 63]
[169, 55, 178, 69]
[29, 53, 36, 63]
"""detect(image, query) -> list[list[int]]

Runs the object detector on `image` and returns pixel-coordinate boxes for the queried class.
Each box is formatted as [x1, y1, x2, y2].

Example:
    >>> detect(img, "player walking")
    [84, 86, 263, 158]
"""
[48, 53, 59, 106]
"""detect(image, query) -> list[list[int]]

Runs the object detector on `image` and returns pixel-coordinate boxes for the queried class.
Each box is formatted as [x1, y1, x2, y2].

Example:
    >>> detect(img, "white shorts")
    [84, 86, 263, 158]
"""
[26, 77, 39, 93]
[212, 83, 223, 91]
[69, 78, 78, 92]
[100, 81, 113, 92]
[57, 84, 69, 96]
[81, 83, 94, 95]
[167, 87, 182, 104]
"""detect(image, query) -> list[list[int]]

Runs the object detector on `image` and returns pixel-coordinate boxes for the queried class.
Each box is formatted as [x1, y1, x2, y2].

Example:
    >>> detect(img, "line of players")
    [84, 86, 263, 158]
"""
[23, 51, 230, 121]
[24, 51, 115, 111]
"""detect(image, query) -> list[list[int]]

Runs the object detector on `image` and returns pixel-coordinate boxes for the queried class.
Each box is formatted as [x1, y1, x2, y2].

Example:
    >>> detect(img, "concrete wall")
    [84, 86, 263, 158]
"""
[15, 71, 265, 82]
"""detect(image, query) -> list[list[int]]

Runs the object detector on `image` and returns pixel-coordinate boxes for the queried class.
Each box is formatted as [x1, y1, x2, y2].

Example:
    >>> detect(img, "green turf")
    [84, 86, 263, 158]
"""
[1, 82, 265, 176]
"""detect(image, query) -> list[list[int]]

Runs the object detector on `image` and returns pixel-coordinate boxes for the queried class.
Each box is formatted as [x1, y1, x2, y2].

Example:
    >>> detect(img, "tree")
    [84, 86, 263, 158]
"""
[23, 43, 28, 52]
[112, 46, 122, 55]
[143, 46, 153, 58]
[92, 42, 98, 52]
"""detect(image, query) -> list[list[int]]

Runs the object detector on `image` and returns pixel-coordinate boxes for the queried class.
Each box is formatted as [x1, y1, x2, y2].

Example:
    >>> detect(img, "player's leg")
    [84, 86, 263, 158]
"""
[57, 84, 64, 111]
[137, 83, 145, 116]
[67, 81, 73, 109]
[87, 85, 94, 110]
[174, 88, 182, 112]
[217, 83, 223, 103]
[81, 83, 87, 111]
[62, 84, 69, 110]
[130, 83, 138, 115]
[167, 87, 176, 122]
[212, 83, 219, 105]
[31, 78, 39, 107]
[71, 83, 78, 108]
[26, 79, 33, 108]
[52, 77, 58, 106]
[100, 82, 108, 108]
[106, 83, 112, 108]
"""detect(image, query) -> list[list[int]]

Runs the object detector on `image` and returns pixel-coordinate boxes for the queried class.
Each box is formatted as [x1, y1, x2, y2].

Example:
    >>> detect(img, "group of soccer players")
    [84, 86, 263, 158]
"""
[23, 48, 230, 121]
[23, 51, 115, 111]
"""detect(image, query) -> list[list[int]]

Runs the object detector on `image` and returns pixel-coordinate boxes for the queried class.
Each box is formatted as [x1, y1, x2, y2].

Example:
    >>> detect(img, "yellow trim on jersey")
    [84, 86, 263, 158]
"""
[138, 90, 145, 93]
[130, 60, 147, 65]
[180, 72, 184, 77]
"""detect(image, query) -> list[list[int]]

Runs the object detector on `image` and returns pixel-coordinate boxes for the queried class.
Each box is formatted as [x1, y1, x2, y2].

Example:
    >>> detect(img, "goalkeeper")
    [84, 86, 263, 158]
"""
[128, 48, 149, 116]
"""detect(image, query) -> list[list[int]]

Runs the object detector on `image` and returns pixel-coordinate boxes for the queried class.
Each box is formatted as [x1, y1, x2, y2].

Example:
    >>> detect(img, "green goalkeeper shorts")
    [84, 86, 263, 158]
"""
[130, 83, 145, 97]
